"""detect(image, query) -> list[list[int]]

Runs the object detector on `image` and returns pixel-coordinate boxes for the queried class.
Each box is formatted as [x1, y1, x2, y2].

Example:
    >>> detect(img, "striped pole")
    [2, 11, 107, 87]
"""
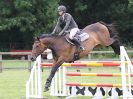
[41, 63, 120, 67]
[66, 73, 133, 77]
[41, 61, 133, 67]
[66, 83, 133, 88]
[75, 61, 133, 64]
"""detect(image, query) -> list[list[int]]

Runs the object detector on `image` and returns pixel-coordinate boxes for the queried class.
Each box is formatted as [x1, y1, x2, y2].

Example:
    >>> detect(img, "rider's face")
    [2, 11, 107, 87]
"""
[58, 11, 64, 16]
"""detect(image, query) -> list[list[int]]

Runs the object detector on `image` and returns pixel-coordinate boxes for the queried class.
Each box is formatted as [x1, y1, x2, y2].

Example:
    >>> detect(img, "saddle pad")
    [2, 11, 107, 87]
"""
[79, 32, 89, 42]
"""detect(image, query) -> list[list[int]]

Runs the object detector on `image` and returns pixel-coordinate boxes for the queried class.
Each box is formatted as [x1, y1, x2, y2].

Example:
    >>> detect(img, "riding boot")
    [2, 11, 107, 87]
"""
[72, 38, 85, 51]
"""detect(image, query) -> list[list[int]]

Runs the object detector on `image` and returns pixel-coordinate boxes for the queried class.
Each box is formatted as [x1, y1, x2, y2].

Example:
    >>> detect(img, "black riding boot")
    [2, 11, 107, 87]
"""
[72, 38, 85, 51]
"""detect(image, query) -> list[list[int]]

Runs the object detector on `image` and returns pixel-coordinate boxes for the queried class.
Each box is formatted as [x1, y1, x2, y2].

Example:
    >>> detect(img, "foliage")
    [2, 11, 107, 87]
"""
[0, 0, 59, 33]
[0, 0, 133, 50]
[0, 0, 59, 50]
[60, 0, 133, 46]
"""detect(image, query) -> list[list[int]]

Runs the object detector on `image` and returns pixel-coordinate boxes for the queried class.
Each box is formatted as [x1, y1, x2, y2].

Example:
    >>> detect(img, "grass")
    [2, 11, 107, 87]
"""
[0, 61, 132, 99]
[2, 60, 33, 68]
[0, 70, 28, 99]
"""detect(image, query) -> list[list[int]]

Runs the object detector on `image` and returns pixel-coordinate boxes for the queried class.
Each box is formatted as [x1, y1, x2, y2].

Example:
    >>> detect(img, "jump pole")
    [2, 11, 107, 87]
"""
[49, 46, 133, 98]
[66, 73, 133, 77]
[41, 61, 133, 67]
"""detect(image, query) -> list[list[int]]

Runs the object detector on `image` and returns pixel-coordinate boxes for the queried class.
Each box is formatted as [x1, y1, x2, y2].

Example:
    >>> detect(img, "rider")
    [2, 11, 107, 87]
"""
[52, 5, 84, 51]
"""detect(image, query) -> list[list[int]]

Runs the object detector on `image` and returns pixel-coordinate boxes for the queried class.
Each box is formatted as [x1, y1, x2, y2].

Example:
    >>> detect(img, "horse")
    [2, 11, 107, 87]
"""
[30, 22, 121, 92]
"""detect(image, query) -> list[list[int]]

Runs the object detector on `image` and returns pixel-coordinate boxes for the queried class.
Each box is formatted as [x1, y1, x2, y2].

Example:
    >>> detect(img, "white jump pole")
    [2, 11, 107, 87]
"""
[26, 55, 43, 99]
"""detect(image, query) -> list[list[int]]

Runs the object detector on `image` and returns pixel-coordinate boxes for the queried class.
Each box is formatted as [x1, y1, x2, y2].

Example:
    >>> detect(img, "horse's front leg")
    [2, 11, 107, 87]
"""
[44, 59, 64, 92]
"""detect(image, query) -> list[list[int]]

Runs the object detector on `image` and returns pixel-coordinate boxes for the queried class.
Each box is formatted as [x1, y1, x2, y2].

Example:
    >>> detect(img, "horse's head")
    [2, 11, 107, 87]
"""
[31, 37, 47, 61]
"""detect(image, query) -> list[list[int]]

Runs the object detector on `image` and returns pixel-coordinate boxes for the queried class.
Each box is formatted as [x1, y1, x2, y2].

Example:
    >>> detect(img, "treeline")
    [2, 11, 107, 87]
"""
[0, 0, 133, 51]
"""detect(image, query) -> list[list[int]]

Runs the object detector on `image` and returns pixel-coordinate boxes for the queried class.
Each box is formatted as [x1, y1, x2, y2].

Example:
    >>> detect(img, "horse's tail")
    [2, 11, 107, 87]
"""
[99, 21, 121, 55]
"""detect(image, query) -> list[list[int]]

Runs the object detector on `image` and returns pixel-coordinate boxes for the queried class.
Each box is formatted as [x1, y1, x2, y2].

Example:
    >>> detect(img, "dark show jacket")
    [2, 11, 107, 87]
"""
[52, 13, 78, 35]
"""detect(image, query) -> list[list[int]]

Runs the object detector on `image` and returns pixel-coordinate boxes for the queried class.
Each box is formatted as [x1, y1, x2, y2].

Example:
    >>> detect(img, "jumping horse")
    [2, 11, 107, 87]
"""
[30, 22, 121, 92]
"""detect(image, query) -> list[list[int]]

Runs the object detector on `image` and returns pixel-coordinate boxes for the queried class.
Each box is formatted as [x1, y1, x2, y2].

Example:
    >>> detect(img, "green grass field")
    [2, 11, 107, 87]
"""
[0, 61, 132, 99]
[0, 70, 28, 99]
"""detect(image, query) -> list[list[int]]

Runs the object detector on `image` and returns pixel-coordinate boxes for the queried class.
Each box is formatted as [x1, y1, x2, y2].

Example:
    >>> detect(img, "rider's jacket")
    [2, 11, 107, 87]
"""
[52, 13, 78, 35]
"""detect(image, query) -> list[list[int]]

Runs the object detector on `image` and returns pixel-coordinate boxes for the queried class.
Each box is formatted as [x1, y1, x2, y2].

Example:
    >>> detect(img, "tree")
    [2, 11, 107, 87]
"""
[0, 0, 59, 50]
[60, 0, 133, 45]
[0, 0, 133, 51]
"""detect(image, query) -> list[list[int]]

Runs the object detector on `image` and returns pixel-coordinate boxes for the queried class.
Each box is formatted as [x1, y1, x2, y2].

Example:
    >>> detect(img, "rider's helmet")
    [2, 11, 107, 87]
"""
[58, 5, 67, 12]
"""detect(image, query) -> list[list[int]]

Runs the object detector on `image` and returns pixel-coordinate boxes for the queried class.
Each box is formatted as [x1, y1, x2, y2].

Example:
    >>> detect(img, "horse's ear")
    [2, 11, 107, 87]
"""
[34, 37, 40, 41]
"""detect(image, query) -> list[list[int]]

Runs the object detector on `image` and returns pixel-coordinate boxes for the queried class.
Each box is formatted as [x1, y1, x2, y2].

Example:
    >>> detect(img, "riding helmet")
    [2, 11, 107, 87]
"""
[58, 5, 67, 12]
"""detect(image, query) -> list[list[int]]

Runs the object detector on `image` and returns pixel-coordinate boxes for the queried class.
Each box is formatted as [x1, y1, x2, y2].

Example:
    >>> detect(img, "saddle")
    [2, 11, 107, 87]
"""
[65, 31, 89, 45]
[65, 31, 89, 62]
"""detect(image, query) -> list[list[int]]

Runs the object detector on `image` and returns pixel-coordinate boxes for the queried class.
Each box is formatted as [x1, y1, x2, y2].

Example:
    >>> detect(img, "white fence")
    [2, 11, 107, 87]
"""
[120, 46, 133, 99]
[50, 46, 133, 98]
[26, 55, 43, 99]
[26, 46, 133, 99]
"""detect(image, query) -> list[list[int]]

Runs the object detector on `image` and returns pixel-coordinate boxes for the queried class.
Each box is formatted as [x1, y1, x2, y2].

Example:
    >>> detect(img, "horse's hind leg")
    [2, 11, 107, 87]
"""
[110, 39, 121, 55]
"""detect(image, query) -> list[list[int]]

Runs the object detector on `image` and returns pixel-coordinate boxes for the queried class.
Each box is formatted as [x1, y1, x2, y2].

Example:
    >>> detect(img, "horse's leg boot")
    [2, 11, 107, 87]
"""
[44, 86, 49, 92]
[44, 79, 51, 92]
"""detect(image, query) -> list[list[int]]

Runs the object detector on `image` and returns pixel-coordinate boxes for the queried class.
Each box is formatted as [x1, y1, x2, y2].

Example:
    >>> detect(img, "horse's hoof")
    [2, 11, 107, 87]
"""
[44, 87, 49, 92]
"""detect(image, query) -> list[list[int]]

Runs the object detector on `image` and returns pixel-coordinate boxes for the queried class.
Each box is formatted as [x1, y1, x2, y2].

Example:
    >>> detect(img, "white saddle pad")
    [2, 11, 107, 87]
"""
[79, 32, 89, 42]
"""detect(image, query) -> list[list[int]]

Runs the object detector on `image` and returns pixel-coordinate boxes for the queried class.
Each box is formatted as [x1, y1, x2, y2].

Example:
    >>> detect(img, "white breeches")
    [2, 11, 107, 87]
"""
[69, 28, 80, 39]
